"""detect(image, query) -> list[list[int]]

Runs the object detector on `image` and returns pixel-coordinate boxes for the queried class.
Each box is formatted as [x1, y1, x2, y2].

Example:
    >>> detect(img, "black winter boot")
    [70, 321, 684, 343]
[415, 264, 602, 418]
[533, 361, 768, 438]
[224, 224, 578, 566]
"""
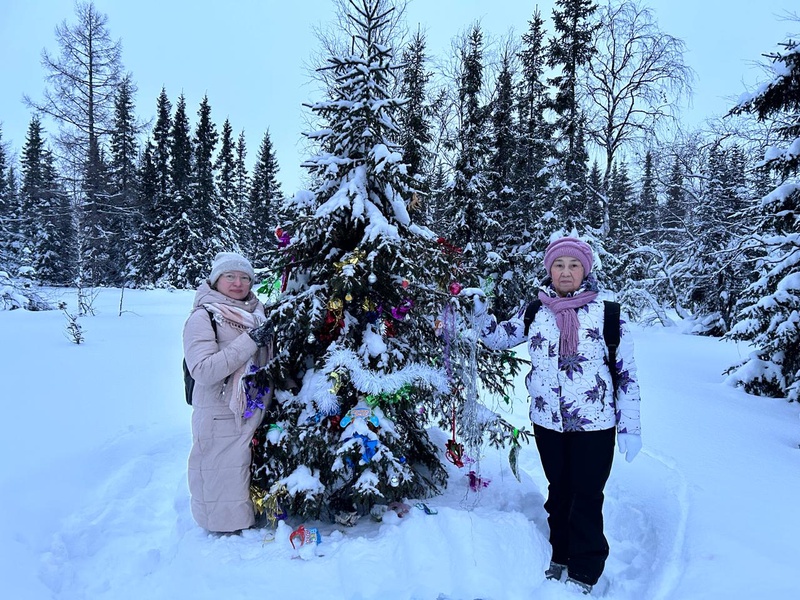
[545, 561, 567, 581]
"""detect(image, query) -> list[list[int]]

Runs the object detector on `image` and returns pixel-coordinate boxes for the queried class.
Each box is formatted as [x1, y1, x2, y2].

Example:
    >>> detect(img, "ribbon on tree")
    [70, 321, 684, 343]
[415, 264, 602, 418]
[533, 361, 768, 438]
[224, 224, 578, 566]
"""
[275, 227, 293, 292]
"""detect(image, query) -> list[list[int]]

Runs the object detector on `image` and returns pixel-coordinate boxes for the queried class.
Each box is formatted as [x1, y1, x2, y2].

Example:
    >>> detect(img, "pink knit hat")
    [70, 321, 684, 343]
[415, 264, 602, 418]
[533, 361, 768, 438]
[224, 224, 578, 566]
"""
[544, 237, 593, 275]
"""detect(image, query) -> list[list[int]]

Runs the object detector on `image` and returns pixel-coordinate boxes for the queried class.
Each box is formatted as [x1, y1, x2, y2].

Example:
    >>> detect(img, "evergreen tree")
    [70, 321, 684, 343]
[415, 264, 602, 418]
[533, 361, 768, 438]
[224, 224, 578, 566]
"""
[250, 0, 525, 524]
[547, 0, 599, 220]
[586, 160, 605, 229]
[156, 93, 194, 287]
[680, 142, 748, 335]
[442, 23, 494, 250]
[663, 155, 686, 237]
[0, 127, 11, 272]
[132, 140, 158, 285]
[398, 28, 434, 192]
[152, 88, 172, 201]
[133, 89, 171, 286]
[484, 45, 523, 318]
[249, 130, 281, 267]
[19, 116, 74, 284]
[515, 6, 555, 208]
[608, 160, 634, 238]
[0, 127, 7, 203]
[234, 130, 251, 243]
[216, 118, 237, 222]
[108, 74, 140, 285]
[603, 160, 635, 286]
[0, 128, 22, 276]
[639, 150, 658, 233]
[185, 95, 234, 286]
[498, 6, 558, 314]
[489, 48, 517, 204]
[727, 36, 800, 400]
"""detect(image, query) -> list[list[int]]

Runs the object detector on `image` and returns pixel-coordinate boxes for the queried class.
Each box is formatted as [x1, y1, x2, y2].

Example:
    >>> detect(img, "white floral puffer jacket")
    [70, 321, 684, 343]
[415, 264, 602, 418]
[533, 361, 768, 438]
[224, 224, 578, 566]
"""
[478, 286, 641, 434]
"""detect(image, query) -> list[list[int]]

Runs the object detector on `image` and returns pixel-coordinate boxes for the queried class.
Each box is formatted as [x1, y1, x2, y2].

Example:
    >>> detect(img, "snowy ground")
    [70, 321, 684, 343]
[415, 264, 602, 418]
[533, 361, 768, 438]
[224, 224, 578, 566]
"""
[1, 287, 798, 600]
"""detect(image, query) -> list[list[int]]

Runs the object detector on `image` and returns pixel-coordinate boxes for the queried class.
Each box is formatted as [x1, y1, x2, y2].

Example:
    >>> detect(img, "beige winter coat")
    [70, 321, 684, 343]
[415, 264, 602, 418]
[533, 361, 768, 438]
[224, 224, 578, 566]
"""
[183, 282, 267, 533]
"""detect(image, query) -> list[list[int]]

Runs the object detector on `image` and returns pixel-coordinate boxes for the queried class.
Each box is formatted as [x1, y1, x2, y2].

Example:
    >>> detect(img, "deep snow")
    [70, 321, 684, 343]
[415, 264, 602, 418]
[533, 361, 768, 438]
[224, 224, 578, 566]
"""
[1, 287, 798, 600]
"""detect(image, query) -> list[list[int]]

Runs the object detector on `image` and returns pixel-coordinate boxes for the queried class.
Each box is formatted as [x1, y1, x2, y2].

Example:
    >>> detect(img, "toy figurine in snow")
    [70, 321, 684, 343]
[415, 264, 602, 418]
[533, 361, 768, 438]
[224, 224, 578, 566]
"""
[289, 524, 322, 548]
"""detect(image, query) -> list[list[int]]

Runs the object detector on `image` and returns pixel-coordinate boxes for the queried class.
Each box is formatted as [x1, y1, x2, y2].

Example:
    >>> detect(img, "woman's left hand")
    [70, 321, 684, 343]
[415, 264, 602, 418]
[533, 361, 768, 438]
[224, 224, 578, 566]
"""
[248, 321, 274, 347]
[617, 433, 642, 463]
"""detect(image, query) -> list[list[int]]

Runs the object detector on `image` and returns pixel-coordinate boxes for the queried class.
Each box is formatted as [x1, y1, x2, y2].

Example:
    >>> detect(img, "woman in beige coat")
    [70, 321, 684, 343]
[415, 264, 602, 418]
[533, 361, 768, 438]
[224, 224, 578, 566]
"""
[183, 252, 274, 533]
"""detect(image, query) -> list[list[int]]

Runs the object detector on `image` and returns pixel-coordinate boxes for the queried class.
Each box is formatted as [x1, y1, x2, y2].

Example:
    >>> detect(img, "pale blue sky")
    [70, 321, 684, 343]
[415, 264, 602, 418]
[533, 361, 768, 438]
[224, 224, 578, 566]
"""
[1, 0, 797, 192]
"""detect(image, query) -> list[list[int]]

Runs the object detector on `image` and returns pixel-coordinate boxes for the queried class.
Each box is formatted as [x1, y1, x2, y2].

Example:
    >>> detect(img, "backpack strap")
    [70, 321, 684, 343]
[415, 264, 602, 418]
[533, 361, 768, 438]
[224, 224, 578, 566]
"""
[206, 308, 218, 337]
[603, 300, 621, 395]
[523, 297, 622, 395]
[522, 299, 542, 337]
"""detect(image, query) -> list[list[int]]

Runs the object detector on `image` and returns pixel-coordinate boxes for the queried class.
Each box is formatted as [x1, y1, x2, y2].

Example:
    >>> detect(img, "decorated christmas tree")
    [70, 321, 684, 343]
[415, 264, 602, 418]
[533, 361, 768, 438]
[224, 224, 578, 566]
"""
[250, 0, 528, 525]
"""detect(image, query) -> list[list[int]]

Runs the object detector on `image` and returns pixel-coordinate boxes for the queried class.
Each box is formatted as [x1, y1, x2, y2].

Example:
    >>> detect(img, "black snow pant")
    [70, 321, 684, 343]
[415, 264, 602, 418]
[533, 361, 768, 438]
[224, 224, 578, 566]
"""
[534, 424, 616, 586]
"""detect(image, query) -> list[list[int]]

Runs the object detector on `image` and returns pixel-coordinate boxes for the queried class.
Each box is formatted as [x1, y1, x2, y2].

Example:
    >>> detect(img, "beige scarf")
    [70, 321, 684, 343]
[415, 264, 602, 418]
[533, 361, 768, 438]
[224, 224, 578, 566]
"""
[204, 302, 272, 430]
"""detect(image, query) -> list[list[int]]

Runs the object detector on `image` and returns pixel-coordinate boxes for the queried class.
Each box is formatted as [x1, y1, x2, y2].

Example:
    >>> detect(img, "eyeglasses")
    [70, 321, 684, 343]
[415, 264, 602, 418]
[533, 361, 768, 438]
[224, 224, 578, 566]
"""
[221, 273, 252, 284]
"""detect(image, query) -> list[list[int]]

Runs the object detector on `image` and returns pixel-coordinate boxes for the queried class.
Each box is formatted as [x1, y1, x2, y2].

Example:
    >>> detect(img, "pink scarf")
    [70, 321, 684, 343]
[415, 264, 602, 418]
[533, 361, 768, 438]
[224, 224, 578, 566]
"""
[537, 290, 598, 357]
[204, 302, 271, 430]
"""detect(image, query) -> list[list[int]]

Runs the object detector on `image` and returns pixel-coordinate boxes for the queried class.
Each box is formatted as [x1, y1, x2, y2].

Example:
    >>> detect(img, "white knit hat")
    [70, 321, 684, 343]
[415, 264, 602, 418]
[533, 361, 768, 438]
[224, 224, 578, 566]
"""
[209, 252, 255, 286]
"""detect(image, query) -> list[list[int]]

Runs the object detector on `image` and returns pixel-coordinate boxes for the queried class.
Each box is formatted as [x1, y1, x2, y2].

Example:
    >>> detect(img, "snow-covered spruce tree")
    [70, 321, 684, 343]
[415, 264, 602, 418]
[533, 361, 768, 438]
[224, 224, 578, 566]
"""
[108, 75, 141, 286]
[185, 96, 239, 283]
[398, 28, 435, 197]
[441, 23, 496, 252]
[613, 150, 675, 324]
[130, 90, 169, 286]
[500, 7, 558, 312]
[216, 118, 238, 226]
[131, 140, 158, 286]
[155, 93, 234, 288]
[484, 44, 526, 318]
[250, 0, 527, 524]
[546, 0, 599, 228]
[154, 93, 193, 286]
[726, 36, 800, 401]
[19, 116, 74, 285]
[0, 125, 16, 274]
[248, 130, 282, 266]
[680, 142, 751, 335]
[234, 131, 252, 252]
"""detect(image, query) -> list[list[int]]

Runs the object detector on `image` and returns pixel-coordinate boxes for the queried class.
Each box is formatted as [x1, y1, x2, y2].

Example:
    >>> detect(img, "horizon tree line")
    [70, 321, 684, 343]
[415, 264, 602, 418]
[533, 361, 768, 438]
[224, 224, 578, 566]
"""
[0, 0, 797, 404]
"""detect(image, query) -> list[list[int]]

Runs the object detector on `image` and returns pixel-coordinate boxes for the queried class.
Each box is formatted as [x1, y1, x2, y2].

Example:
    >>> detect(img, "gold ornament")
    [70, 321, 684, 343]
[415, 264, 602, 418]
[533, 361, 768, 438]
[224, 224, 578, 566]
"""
[329, 370, 344, 393]
[334, 248, 366, 271]
[252, 484, 289, 527]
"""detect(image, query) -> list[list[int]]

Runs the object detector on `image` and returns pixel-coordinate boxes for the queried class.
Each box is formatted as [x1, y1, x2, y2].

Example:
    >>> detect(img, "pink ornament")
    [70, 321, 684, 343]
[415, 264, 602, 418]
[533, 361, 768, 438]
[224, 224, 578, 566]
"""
[448, 282, 462, 295]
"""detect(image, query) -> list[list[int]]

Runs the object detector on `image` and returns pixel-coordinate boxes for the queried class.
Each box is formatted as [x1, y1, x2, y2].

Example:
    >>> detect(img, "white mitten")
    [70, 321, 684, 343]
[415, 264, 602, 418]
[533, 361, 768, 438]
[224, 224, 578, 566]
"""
[617, 433, 642, 463]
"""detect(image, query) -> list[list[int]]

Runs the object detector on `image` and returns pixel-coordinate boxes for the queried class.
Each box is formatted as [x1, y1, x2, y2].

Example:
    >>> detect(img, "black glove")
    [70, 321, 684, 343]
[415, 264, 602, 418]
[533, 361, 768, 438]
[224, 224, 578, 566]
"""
[248, 321, 274, 347]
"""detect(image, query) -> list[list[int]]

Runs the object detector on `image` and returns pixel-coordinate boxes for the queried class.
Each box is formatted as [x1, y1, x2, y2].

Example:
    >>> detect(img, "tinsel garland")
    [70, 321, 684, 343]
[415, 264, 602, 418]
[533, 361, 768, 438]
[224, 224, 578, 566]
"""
[311, 347, 450, 415]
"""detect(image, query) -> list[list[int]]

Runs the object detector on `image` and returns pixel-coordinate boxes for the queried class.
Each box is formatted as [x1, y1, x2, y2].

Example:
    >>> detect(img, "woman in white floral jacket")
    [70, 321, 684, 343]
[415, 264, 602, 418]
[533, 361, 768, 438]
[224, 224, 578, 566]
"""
[474, 236, 642, 595]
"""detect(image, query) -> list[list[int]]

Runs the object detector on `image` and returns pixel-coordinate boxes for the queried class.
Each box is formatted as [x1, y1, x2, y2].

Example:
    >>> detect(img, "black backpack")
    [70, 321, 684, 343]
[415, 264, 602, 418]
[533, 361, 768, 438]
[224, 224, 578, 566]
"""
[522, 299, 621, 395]
[183, 309, 218, 405]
